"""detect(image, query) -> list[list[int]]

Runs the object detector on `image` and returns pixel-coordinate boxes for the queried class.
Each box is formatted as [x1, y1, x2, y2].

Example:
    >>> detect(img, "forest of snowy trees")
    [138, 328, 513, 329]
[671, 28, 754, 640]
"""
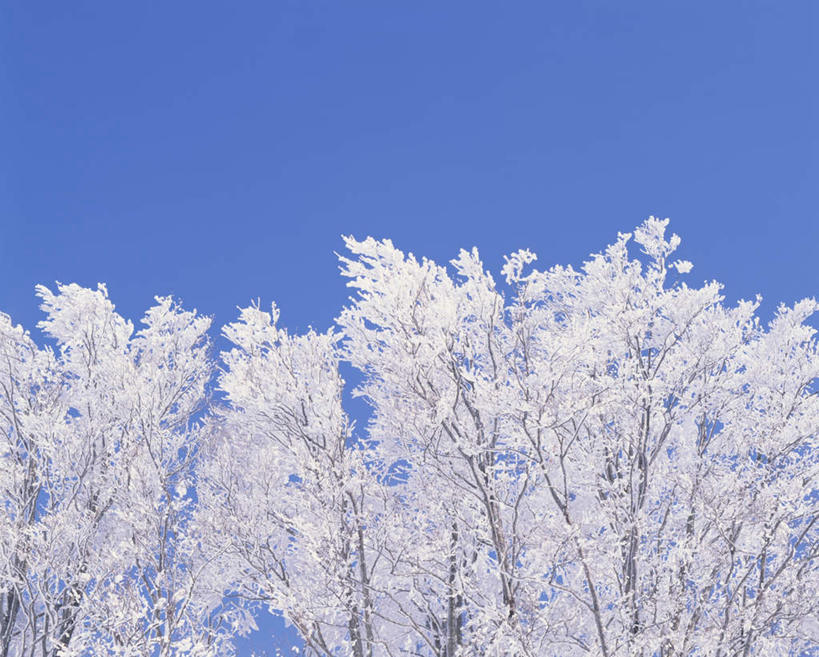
[2, 219, 817, 656]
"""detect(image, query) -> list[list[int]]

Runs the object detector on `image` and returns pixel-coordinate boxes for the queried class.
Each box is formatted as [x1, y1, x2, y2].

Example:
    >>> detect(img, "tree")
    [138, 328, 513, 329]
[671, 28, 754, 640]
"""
[205, 218, 817, 656]
[201, 303, 392, 656]
[2, 218, 817, 656]
[0, 285, 237, 657]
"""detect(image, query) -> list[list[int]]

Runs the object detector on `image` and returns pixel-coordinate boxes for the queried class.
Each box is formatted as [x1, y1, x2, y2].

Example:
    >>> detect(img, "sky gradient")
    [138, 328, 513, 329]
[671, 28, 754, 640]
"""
[1, 2, 817, 654]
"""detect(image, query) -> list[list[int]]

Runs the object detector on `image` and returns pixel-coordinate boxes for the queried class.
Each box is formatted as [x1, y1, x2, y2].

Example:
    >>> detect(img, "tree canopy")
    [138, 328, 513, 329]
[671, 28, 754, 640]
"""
[2, 219, 817, 656]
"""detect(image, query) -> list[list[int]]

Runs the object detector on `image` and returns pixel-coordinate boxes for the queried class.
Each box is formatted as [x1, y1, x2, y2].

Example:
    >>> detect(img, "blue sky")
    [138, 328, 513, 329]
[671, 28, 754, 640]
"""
[1, 2, 816, 654]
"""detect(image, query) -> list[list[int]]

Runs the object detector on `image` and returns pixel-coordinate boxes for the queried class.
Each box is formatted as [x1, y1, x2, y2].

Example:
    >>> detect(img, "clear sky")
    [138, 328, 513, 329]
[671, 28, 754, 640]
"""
[1, 2, 817, 654]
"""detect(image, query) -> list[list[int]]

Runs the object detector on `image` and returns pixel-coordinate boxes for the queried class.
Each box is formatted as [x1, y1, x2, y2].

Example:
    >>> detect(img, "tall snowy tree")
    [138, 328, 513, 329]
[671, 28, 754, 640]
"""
[0, 285, 236, 657]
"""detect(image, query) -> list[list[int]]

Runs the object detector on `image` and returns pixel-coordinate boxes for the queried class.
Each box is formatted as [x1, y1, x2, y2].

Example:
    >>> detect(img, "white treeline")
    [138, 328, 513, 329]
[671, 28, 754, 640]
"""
[1, 219, 817, 657]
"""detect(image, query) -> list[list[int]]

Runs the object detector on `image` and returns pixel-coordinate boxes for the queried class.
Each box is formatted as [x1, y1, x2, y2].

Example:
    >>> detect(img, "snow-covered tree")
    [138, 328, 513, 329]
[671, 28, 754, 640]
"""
[198, 304, 387, 657]
[0, 285, 235, 657]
